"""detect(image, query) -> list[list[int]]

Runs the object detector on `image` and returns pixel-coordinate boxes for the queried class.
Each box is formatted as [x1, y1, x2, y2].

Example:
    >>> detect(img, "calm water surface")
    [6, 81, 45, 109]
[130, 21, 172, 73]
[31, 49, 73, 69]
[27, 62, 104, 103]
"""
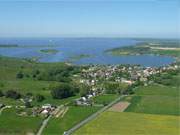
[0, 38, 174, 67]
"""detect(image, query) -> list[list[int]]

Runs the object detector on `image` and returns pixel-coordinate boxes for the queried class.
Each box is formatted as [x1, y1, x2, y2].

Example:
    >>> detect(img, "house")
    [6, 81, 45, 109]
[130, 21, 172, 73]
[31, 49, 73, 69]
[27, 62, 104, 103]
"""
[42, 104, 52, 109]
[41, 109, 49, 114]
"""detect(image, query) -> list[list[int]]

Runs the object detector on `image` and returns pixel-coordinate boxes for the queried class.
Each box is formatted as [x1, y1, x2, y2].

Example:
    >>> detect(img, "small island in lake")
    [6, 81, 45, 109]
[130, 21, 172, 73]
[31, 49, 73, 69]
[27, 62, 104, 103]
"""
[39, 49, 59, 54]
[69, 54, 92, 61]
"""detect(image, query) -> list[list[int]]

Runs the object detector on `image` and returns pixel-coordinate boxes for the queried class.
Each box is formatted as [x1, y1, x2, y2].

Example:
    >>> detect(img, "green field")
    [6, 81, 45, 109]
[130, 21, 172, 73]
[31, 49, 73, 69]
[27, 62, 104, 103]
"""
[125, 84, 180, 115]
[0, 108, 43, 135]
[43, 106, 100, 135]
[93, 94, 119, 105]
[125, 96, 180, 115]
[0, 57, 83, 134]
[74, 111, 180, 135]
[135, 85, 179, 97]
[0, 56, 81, 106]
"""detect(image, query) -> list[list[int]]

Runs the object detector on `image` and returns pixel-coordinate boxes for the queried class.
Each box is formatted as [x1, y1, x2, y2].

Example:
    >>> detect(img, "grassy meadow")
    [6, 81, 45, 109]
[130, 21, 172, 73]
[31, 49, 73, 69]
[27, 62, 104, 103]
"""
[43, 106, 100, 135]
[0, 57, 82, 134]
[0, 108, 43, 135]
[125, 84, 180, 115]
[93, 94, 119, 105]
[74, 111, 180, 135]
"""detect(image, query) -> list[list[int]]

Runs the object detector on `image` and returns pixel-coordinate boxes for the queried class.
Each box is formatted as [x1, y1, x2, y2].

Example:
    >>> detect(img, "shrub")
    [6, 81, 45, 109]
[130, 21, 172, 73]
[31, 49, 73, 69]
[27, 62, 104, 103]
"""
[36, 94, 45, 102]
[5, 90, 21, 99]
[0, 90, 4, 97]
[16, 71, 24, 79]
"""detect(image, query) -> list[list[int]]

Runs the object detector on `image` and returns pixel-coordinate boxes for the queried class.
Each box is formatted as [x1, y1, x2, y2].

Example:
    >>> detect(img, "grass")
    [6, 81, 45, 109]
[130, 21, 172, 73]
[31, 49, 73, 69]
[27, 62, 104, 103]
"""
[93, 94, 119, 105]
[0, 108, 43, 135]
[74, 111, 180, 135]
[42, 106, 100, 135]
[124, 84, 180, 115]
[135, 85, 180, 97]
[123, 82, 180, 115]
[125, 96, 180, 115]
[0, 56, 79, 106]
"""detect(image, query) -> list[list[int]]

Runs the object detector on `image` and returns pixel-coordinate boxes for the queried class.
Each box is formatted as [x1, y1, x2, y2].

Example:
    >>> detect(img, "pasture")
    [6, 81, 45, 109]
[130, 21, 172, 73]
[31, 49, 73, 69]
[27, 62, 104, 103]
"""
[42, 106, 100, 135]
[124, 83, 180, 115]
[93, 94, 119, 105]
[74, 111, 180, 135]
[125, 96, 180, 115]
[0, 108, 43, 135]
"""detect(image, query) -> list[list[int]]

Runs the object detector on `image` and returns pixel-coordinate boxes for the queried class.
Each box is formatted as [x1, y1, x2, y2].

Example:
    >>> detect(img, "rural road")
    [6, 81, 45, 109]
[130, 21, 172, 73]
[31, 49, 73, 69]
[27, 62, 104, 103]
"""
[36, 105, 63, 135]
[36, 114, 52, 135]
[64, 95, 125, 135]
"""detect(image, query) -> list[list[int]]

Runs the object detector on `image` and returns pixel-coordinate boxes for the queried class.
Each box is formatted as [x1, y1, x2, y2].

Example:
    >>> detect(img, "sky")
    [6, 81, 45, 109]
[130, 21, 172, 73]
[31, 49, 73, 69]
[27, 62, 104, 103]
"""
[0, 0, 179, 38]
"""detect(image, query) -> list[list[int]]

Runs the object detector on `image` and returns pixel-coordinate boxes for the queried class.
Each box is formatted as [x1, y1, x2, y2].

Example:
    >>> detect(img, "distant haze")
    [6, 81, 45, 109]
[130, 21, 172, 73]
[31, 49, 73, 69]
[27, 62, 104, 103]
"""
[0, 0, 179, 38]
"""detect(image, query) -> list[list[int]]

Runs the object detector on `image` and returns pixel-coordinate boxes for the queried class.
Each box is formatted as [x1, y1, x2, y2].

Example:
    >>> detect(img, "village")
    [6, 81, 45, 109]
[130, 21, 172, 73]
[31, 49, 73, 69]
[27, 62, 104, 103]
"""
[74, 63, 179, 107]
[0, 62, 179, 119]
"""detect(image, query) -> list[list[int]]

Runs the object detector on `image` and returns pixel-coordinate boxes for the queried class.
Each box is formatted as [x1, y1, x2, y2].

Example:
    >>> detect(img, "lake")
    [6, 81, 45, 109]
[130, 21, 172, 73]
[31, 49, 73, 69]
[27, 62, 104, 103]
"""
[0, 37, 175, 67]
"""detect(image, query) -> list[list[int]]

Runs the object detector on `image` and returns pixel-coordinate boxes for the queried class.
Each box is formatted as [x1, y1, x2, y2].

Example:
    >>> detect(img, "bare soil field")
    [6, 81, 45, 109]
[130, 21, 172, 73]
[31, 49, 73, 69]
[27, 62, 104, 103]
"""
[150, 47, 180, 50]
[108, 101, 130, 112]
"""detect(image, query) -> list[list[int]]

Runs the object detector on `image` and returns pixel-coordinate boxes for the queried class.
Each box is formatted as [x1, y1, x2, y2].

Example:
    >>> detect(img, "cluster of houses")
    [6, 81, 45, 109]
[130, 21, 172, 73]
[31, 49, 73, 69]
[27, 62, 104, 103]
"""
[32, 104, 56, 116]
[80, 64, 180, 90]
[75, 92, 97, 106]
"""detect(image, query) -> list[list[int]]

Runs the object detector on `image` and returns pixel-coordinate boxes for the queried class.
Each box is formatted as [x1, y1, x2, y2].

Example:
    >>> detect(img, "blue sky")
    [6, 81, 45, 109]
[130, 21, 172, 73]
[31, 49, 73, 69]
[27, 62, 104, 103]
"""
[0, 0, 179, 38]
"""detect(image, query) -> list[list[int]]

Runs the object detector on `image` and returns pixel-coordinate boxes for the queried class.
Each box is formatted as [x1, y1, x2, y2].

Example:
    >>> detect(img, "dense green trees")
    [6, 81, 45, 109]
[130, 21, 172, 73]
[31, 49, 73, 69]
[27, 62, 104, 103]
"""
[36, 66, 79, 82]
[104, 82, 127, 94]
[79, 84, 90, 97]
[51, 83, 76, 99]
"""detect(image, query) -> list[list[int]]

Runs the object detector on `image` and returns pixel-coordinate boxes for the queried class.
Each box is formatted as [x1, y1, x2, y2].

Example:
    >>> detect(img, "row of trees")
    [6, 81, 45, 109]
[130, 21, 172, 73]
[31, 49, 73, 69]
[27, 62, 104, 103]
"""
[0, 90, 45, 102]
[16, 65, 81, 83]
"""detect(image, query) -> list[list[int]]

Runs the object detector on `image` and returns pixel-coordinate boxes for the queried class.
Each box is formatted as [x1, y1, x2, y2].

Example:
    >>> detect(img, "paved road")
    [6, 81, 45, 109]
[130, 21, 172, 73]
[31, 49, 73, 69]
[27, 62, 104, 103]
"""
[64, 95, 125, 135]
[36, 114, 52, 135]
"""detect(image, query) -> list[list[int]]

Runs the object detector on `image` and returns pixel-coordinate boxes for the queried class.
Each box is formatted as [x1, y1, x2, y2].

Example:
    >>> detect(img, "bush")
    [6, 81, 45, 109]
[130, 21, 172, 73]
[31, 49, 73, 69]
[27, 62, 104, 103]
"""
[5, 90, 21, 99]
[36, 94, 45, 102]
[0, 90, 4, 97]
[25, 101, 32, 108]
[16, 71, 24, 79]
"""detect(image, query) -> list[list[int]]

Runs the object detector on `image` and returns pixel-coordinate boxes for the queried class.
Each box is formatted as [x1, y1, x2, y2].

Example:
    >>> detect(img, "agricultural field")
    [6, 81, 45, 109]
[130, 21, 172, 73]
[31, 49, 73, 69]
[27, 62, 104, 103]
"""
[75, 72, 180, 135]
[93, 94, 119, 105]
[42, 106, 100, 135]
[125, 84, 180, 115]
[0, 108, 43, 135]
[74, 111, 180, 135]
[125, 95, 180, 115]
